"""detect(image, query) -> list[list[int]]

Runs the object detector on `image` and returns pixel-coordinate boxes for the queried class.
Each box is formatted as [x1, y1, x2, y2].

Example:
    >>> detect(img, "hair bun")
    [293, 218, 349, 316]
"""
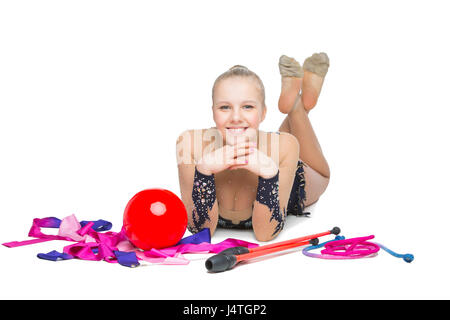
[229, 65, 248, 71]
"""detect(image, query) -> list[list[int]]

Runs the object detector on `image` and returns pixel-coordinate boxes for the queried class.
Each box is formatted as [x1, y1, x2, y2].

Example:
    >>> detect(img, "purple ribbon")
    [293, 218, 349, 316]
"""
[3, 214, 258, 267]
[37, 250, 73, 261]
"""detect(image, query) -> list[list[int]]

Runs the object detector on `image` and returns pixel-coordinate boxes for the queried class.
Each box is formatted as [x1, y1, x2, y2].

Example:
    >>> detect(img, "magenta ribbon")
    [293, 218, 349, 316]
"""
[2, 214, 259, 267]
[3, 217, 68, 248]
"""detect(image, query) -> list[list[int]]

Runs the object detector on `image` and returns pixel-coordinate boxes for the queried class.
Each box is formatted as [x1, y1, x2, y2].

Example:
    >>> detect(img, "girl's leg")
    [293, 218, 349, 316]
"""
[278, 111, 291, 133]
[283, 101, 330, 178]
[302, 53, 330, 112]
[278, 52, 330, 177]
[278, 53, 330, 205]
[278, 55, 303, 114]
[279, 100, 331, 207]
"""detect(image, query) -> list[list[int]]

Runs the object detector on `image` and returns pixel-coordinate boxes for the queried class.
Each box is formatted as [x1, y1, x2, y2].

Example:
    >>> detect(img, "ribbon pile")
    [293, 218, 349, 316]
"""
[2, 214, 259, 268]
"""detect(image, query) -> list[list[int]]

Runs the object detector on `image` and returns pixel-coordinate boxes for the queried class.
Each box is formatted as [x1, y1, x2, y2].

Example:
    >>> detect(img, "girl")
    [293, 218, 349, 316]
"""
[176, 53, 330, 241]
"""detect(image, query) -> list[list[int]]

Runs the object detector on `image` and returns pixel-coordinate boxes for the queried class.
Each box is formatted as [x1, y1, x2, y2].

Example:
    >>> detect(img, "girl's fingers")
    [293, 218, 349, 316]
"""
[229, 155, 248, 166]
[234, 146, 255, 158]
[235, 155, 248, 164]
[225, 142, 256, 159]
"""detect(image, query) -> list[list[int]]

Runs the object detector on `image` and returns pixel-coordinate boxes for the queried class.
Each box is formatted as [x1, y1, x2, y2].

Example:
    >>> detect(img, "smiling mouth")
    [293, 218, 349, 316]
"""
[226, 127, 248, 134]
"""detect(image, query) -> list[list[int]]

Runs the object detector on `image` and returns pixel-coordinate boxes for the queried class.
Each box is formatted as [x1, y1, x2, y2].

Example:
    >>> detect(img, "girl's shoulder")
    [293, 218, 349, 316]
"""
[261, 130, 298, 147]
[260, 130, 299, 163]
[276, 131, 299, 153]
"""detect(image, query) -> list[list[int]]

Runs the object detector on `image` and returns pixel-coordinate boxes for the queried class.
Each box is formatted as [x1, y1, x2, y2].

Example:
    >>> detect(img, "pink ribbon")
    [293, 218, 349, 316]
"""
[3, 214, 259, 266]
[3, 217, 72, 248]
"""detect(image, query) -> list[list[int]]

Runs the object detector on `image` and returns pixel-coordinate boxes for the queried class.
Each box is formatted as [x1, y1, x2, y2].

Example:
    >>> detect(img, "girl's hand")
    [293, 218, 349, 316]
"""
[196, 141, 256, 175]
[229, 147, 279, 179]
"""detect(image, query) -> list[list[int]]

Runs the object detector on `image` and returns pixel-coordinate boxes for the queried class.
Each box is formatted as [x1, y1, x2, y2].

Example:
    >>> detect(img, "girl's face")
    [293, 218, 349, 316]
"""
[212, 77, 266, 145]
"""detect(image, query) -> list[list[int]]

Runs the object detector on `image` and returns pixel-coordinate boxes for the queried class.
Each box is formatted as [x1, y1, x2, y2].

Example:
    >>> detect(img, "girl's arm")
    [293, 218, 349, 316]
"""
[176, 130, 219, 235]
[252, 132, 299, 241]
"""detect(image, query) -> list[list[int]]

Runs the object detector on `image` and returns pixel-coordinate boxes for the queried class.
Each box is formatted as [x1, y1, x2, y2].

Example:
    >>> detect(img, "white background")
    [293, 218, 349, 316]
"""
[1, 0, 449, 300]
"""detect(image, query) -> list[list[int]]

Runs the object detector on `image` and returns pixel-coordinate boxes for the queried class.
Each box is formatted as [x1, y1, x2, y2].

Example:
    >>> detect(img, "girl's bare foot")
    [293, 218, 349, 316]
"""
[302, 52, 329, 112]
[278, 55, 303, 114]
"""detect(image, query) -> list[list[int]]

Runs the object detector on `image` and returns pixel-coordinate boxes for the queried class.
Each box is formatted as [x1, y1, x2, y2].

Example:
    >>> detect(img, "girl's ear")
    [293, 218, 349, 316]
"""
[260, 105, 267, 122]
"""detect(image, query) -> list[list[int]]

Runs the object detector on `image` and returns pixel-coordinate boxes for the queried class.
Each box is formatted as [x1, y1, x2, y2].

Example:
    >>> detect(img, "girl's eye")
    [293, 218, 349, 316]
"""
[244, 105, 254, 109]
[219, 105, 230, 110]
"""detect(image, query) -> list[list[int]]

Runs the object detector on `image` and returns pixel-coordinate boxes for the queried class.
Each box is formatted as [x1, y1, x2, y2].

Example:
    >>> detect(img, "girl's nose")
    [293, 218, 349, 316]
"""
[231, 107, 243, 122]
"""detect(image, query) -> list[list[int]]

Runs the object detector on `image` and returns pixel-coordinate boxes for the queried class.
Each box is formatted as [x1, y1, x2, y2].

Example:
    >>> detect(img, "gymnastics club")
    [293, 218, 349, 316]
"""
[205, 238, 317, 273]
[205, 227, 340, 272]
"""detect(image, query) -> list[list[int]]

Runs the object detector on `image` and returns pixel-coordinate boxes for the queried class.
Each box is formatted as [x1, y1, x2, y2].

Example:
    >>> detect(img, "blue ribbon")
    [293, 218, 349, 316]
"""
[37, 250, 73, 261]
[114, 251, 140, 268]
[177, 228, 210, 245]
[80, 219, 112, 232]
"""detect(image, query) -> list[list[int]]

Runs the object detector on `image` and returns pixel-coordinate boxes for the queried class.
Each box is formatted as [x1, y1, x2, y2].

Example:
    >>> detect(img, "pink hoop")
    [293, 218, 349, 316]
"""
[320, 235, 380, 257]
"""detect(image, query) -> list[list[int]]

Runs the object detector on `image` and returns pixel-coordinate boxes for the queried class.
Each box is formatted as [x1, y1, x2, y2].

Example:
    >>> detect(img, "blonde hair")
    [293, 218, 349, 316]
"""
[212, 65, 266, 108]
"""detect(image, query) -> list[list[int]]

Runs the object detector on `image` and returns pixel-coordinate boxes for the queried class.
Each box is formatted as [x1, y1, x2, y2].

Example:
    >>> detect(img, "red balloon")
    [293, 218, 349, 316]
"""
[123, 189, 188, 250]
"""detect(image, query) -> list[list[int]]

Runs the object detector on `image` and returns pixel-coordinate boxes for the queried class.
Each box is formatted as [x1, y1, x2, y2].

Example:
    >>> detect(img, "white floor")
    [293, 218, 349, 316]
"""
[1, 1, 449, 300]
[0, 183, 446, 300]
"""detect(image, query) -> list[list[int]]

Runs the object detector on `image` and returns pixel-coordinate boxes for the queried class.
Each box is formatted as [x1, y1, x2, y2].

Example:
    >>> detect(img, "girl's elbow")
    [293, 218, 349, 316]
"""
[254, 230, 278, 242]
[252, 219, 283, 242]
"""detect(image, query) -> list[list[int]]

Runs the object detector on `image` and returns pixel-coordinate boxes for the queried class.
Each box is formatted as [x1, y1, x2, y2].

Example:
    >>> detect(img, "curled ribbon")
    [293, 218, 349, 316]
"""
[2, 214, 259, 268]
